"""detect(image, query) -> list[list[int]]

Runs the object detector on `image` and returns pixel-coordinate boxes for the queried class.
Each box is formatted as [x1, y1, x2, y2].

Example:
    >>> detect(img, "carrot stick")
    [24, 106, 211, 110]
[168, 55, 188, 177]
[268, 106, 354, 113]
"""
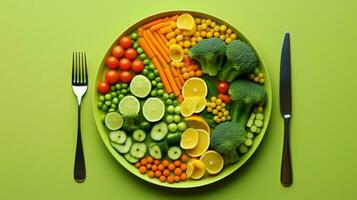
[138, 27, 143, 36]
[142, 18, 162, 29]
[178, 95, 183, 103]
[146, 30, 170, 62]
[183, 55, 191, 67]
[156, 53, 169, 69]
[162, 17, 170, 22]
[158, 31, 168, 44]
[170, 67, 178, 77]
[159, 26, 172, 34]
[153, 31, 169, 53]
[150, 22, 170, 31]
[152, 57, 172, 93]
[138, 38, 155, 58]
[170, 15, 179, 21]
[164, 67, 180, 96]
[142, 30, 161, 58]
[175, 77, 182, 90]
[178, 73, 185, 84]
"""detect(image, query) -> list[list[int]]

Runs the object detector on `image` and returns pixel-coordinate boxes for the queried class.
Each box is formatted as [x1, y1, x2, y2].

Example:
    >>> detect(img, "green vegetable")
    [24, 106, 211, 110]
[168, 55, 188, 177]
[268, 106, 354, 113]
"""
[109, 130, 127, 144]
[99, 95, 105, 102]
[228, 80, 267, 127]
[139, 53, 147, 60]
[166, 132, 181, 146]
[133, 129, 146, 142]
[130, 143, 147, 159]
[188, 38, 226, 76]
[201, 74, 218, 98]
[167, 146, 182, 160]
[222, 150, 240, 165]
[121, 114, 141, 133]
[139, 121, 152, 132]
[111, 137, 132, 154]
[124, 152, 139, 164]
[218, 40, 258, 82]
[136, 47, 143, 54]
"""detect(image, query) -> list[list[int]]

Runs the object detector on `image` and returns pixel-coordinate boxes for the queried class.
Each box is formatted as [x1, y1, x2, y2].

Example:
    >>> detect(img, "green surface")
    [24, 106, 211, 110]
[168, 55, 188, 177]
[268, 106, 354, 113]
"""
[0, 0, 356, 199]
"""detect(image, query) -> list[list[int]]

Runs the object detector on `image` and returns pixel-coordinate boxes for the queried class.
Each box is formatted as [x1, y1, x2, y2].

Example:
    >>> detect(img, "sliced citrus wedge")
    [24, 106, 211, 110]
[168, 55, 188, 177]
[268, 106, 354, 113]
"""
[190, 160, 206, 180]
[169, 44, 184, 62]
[193, 97, 207, 113]
[200, 150, 224, 175]
[186, 129, 210, 157]
[182, 77, 207, 99]
[185, 115, 211, 135]
[180, 128, 199, 149]
[176, 13, 195, 30]
[180, 98, 197, 117]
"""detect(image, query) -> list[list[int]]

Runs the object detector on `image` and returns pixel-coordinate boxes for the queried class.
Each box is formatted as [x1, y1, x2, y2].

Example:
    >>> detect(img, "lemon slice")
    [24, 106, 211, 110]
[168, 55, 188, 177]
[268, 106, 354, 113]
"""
[169, 44, 184, 62]
[180, 128, 199, 149]
[182, 77, 208, 99]
[185, 115, 211, 135]
[200, 150, 224, 175]
[176, 13, 195, 30]
[193, 97, 207, 113]
[190, 160, 206, 180]
[186, 161, 194, 178]
[180, 98, 197, 117]
[187, 129, 210, 157]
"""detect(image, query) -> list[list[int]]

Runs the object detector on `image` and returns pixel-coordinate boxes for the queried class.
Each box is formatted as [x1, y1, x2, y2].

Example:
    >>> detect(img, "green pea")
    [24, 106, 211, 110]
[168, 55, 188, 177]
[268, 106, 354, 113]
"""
[173, 115, 181, 123]
[239, 145, 249, 154]
[148, 73, 155, 80]
[244, 138, 253, 147]
[108, 108, 115, 112]
[105, 94, 112, 100]
[254, 67, 260, 75]
[130, 32, 138, 40]
[111, 103, 117, 108]
[112, 97, 119, 104]
[151, 90, 157, 97]
[139, 53, 147, 60]
[247, 132, 254, 139]
[115, 83, 122, 90]
[121, 89, 128, 95]
[97, 101, 103, 108]
[151, 80, 157, 86]
[250, 125, 258, 133]
[102, 105, 108, 112]
[116, 90, 121, 95]
[132, 42, 139, 49]
[142, 68, 149, 75]
[254, 120, 263, 128]
[157, 82, 164, 89]
[121, 83, 128, 89]
[118, 94, 125, 100]
[136, 47, 143, 54]
[110, 92, 117, 97]
[255, 113, 264, 120]
[157, 89, 164, 96]
[148, 63, 155, 70]
[153, 69, 159, 76]
[155, 77, 161, 82]
[143, 59, 150, 65]
[99, 95, 105, 102]
[172, 100, 179, 106]
[105, 101, 112, 107]
[169, 93, 175, 99]
[163, 93, 169, 100]
[166, 99, 173, 105]
[110, 86, 116, 91]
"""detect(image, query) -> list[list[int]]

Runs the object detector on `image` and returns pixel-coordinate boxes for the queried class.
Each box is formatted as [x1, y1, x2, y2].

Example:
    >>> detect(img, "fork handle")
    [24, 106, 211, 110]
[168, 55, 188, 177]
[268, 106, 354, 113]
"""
[281, 117, 292, 186]
[74, 105, 86, 182]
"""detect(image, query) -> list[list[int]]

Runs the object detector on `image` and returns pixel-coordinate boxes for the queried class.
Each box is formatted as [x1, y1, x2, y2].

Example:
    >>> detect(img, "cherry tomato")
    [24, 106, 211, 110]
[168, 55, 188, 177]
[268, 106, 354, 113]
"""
[131, 59, 144, 73]
[97, 81, 110, 94]
[218, 93, 231, 104]
[119, 58, 131, 71]
[105, 56, 119, 69]
[119, 71, 132, 83]
[217, 81, 229, 94]
[125, 48, 137, 60]
[105, 70, 120, 84]
[119, 36, 132, 49]
[112, 45, 125, 58]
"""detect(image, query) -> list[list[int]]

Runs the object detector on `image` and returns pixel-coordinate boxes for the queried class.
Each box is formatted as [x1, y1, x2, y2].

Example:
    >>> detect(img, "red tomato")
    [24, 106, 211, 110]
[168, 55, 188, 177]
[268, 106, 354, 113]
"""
[119, 71, 132, 83]
[119, 36, 132, 49]
[119, 58, 131, 71]
[217, 81, 229, 94]
[131, 59, 144, 73]
[105, 56, 119, 69]
[112, 45, 125, 58]
[125, 48, 137, 60]
[105, 70, 120, 84]
[97, 81, 110, 94]
[218, 93, 231, 104]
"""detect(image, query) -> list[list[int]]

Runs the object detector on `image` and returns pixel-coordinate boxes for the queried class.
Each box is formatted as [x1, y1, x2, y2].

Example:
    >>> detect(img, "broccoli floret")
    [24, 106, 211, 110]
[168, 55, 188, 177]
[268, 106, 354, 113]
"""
[218, 40, 258, 82]
[228, 79, 267, 127]
[122, 114, 151, 133]
[210, 122, 247, 155]
[188, 38, 226, 76]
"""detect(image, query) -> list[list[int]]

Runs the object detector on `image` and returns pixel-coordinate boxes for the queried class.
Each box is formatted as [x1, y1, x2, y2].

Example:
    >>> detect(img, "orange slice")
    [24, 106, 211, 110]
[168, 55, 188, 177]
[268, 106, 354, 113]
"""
[181, 98, 197, 117]
[185, 115, 210, 135]
[200, 150, 224, 175]
[169, 44, 184, 62]
[180, 128, 199, 149]
[182, 77, 207, 99]
[186, 129, 210, 157]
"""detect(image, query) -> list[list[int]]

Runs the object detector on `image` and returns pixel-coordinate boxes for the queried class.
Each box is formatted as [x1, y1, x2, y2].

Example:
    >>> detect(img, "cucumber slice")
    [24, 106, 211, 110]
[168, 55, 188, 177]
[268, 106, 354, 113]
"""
[130, 143, 147, 159]
[104, 112, 123, 131]
[166, 132, 181, 146]
[124, 152, 139, 164]
[129, 75, 152, 98]
[109, 130, 127, 144]
[133, 129, 146, 142]
[111, 137, 132, 154]
[149, 142, 168, 160]
[150, 122, 168, 141]
[118, 95, 140, 117]
[167, 146, 182, 160]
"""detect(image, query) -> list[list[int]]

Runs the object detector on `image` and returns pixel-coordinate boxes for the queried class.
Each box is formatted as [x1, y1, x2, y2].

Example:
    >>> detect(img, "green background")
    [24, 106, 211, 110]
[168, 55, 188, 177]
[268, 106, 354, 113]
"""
[0, 0, 356, 199]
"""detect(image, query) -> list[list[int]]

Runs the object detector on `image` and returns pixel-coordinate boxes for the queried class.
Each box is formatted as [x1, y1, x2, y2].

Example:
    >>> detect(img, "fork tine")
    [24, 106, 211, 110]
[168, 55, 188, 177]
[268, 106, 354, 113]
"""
[84, 52, 88, 84]
[81, 52, 85, 84]
[72, 52, 75, 84]
[76, 52, 80, 84]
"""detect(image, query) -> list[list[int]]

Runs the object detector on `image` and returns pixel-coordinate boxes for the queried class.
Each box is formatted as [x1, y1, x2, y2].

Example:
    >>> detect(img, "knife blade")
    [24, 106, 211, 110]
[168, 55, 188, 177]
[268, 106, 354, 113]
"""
[280, 32, 292, 187]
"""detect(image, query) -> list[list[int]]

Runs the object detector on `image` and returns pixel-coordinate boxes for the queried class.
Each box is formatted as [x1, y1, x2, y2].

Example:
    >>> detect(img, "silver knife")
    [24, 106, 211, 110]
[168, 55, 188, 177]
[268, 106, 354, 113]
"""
[280, 32, 292, 186]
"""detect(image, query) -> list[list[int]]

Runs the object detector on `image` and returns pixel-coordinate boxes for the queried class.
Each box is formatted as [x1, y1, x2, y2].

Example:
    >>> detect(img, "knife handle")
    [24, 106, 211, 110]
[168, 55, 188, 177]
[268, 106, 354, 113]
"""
[281, 117, 292, 186]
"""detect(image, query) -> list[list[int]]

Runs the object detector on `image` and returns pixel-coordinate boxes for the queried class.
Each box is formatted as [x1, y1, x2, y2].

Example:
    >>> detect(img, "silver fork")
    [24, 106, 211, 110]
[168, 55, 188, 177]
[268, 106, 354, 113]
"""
[72, 52, 88, 183]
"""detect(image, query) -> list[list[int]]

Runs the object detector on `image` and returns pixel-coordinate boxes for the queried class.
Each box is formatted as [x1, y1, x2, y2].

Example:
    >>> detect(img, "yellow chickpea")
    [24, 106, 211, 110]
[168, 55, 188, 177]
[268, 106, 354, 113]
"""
[196, 36, 203, 42]
[174, 28, 181, 34]
[214, 26, 220, 32]
[194, 32, 200, 37]
[254, 77, 260, 82]
[166, 32, 176, 39]
[201, 23, 207, 30]
[195, 18, 201, 24]
[221, 116, 227, 122]
[214, 32, 220, 38]
[218, 112, 223, 117]
[207, 107, 213, 112]
[178, 41, 184, 47]
[200, 31, 207, 37]
[176, 34, 183, 41]
[206, 19, 211, 26]
[206, 27, 211, 32]
[219, 35, 226, 40]
[225, 34, 230, 39]
[216, 118, 221, 123]
[169, 38, 177, 44]
[258, 73, 264, 78]
[211, 96, 217, 101]
[190, 37, 197, 42]
[226, 28, 232, 34]
[221, 103, 226, 108]
[170, 61, 176, 67]
[223, 110, 229, 116]
[221, 108, 226, 112]
[210, 102, 217, 108]
[227, 116, 232, 121]
[225, 38, 232, 44]
[220, 25, 227, 32]
[216, 99, 222, 104]
[212, 109, 218, 115]
[201, 19, 206, 24]
[213, 116, 219, 121]
[216, 106, 222, 111]
[170, 21, 177, 29]
[166, 41, 171, 47]
[183, 41, 191, 48]
[259, 78, 265, 84]
[206, 32, 213, 38]
[184, 36, 190, 40]
[230, 33, 237, 40]
[197, 25, 202, 31]
[210, 21, 216, 28]
[191, 41, 197, 46]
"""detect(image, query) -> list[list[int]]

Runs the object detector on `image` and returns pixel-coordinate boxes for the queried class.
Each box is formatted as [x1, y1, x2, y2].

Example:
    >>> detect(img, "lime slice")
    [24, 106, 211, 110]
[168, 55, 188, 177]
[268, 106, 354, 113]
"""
[142, 97, 165, 122]
[104, 112, 123, 131]
[129, 75, 152, 98]
[118, 95, 140, 116]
